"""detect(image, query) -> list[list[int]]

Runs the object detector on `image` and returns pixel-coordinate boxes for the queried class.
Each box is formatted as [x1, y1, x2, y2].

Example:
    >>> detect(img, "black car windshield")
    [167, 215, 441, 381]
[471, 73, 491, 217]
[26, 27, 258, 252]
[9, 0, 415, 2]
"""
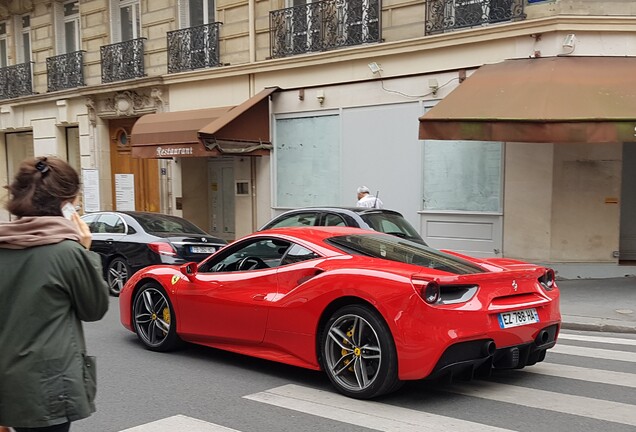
[326, 234, 487, 275]
[133, 213, 207, 235]
[360, 212, 423, 242]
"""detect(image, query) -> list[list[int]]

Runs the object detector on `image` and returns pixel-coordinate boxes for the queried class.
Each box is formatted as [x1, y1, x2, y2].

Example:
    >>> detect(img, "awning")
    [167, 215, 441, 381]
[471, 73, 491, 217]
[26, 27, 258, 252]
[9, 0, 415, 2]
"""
[418, 57, 636, 143]
[131, 87, 278, 158]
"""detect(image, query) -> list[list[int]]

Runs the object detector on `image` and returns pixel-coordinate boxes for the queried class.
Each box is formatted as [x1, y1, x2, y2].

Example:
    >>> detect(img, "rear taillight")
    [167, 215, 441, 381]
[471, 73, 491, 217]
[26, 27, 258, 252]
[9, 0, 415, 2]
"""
[148, 242, 177, 257]
[412, 278, 440, 304]
[538, 268, 556, 291]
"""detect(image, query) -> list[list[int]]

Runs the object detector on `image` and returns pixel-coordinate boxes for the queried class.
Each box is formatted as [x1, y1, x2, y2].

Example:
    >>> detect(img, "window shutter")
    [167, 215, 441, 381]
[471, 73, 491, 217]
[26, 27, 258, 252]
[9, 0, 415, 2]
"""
[109, 0, 121, 43]
[14, 15, 23, 63]
[178, 0, 189, 29]
[53, 1, 65, 54]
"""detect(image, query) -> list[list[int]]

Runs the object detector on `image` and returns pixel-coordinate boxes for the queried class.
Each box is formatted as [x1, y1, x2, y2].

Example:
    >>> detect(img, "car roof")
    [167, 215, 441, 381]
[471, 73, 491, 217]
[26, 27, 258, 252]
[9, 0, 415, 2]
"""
[273, 207, 404, 216]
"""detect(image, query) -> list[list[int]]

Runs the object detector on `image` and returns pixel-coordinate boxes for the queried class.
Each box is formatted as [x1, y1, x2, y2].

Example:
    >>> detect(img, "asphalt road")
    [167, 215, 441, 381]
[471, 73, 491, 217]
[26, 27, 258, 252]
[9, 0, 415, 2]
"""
[72, 297, 636, 432]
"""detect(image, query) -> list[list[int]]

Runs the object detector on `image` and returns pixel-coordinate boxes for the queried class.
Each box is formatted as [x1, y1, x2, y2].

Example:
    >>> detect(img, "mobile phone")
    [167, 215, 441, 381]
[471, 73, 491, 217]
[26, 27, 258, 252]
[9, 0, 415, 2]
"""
[62, 202, 77, 220]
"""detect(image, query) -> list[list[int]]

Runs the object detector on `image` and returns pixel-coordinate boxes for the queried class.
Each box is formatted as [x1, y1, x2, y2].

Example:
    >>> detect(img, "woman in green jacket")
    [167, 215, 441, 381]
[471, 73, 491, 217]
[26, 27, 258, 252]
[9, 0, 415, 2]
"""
[0, 157, 109, 432]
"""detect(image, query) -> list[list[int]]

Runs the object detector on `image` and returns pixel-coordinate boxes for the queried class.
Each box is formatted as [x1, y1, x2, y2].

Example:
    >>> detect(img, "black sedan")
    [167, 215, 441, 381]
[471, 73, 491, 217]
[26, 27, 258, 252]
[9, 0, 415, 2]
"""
[259, 207, 426, 245]
[81, 211, 226, 296]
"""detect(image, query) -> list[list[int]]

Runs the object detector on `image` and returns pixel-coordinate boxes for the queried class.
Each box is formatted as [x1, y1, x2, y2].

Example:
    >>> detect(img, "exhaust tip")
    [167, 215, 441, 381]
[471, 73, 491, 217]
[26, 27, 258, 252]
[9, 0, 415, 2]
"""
[536, 330, 549, 345]
[483, 340, 496, 356]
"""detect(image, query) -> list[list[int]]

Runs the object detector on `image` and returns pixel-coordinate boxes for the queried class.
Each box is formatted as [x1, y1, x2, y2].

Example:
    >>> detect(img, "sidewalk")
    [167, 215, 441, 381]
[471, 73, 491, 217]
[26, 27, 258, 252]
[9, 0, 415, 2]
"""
[548, 263, 636, 333]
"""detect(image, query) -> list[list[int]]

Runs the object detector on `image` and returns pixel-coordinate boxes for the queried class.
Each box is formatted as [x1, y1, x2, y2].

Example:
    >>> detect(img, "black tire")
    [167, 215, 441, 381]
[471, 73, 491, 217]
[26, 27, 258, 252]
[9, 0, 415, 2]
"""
[320, 304, 401, 399]
[132, 282, 181, 352]
[107, 257, 131, 296]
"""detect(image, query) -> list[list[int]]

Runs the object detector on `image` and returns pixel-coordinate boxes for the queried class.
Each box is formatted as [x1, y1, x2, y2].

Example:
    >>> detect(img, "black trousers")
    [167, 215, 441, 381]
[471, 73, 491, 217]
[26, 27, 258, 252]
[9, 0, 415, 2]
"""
[14, 422, 71, 432]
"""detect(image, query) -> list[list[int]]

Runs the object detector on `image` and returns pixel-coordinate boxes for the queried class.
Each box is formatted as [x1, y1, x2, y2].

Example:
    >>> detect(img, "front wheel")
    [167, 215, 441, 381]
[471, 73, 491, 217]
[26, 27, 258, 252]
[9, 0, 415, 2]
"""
[107, 257, 131, 296]
[320, 304, 401, 399]
[132, 283, 181, 351]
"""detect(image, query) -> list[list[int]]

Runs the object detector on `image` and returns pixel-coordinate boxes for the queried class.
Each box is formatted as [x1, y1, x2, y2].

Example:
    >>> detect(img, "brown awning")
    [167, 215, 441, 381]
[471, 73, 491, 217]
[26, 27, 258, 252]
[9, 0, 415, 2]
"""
[418, 57, 636, 143]
[131, 87, 278, 158]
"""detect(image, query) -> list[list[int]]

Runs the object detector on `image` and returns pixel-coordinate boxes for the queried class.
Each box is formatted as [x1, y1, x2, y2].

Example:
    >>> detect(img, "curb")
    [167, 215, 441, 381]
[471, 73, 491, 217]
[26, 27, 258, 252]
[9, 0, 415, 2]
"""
[561, 315, 636, 334]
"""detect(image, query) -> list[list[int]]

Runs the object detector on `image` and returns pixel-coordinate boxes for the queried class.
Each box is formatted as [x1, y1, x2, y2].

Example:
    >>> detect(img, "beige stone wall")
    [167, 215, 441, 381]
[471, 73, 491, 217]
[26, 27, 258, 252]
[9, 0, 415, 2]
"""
[81, 0, 110, 86]
[30, 0, 53, 93]
[526, 0, 636, 20]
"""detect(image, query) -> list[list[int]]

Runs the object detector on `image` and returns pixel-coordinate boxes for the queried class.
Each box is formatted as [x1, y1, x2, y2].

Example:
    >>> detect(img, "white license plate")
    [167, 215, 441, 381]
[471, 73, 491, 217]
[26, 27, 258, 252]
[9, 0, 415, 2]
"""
[498, 308, 539, 329]
[190, 246, 216, 254]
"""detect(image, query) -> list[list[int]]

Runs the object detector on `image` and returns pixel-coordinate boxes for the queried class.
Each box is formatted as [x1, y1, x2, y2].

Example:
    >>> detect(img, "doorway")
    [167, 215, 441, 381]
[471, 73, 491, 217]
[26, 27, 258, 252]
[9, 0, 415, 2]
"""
[109, 118, 159, 212]
[619, 142, 636, 261]
[208, 157, 235, 242]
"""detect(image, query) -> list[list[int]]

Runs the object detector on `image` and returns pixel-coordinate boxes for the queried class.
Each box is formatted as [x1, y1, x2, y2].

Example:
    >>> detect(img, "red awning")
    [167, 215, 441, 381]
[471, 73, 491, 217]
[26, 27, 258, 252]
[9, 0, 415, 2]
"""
[418, 57, 636, 143]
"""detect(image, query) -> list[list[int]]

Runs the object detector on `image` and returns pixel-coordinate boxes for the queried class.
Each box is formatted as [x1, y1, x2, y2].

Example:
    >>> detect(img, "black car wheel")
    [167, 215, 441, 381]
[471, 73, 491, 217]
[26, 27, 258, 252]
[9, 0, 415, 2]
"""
[132, 283, 181, 352]
[320, 304, 401, 399]
[107, 257, 131, 296]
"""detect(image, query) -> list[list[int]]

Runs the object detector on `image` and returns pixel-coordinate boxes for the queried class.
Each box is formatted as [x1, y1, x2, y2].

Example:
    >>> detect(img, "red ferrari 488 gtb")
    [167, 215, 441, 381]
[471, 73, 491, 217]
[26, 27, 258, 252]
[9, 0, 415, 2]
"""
[119, 227, 561, 399]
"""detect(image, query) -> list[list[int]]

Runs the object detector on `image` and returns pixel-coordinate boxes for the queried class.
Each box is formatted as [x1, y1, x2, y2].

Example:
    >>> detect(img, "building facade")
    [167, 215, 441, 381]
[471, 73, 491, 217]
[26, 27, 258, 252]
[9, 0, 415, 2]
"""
[0, 0, 634, 263]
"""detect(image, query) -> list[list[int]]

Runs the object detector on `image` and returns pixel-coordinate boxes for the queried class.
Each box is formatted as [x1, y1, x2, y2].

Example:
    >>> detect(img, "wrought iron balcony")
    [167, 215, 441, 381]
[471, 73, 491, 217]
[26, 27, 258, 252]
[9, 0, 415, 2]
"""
[0, 62, 34, 100]
[270, 0, 381, 59]
[46, 51, 85, 92]
[425, 0, 525, 35]
[167, 22, 222, 73]
[100, 38, 146, 83]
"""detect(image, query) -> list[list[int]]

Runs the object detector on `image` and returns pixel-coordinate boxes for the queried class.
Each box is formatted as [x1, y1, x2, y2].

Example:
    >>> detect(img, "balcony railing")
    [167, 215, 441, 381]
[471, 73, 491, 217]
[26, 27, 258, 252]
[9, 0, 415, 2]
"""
[270, 0, 381, 59]
[425, 0, 525, 35]
[167, 22, 222, 73]
[100, 38, 146, 83]
[46, 50, 85, 92]
[0, 62, 34, 100]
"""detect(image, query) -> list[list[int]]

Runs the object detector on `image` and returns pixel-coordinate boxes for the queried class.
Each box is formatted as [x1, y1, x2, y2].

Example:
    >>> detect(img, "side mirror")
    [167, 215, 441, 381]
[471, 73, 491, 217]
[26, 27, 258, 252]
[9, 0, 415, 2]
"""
[180, 262, 198, 280]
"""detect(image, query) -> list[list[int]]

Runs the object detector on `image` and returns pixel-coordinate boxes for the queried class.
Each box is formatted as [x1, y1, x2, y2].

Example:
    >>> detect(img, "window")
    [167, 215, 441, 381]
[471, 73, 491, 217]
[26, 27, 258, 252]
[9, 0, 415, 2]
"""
[120, 0, 141, 41]
[324, 213, 346, 226]
[111, 0, 140, 42]
[0, 22, 7, 67]
[63, 1, 80, 53]
[280, 244, 320, 265]
[202, 238, 292, 272]
[15, 14, 31, 63]
[268, 212, 319, 229]
[275, 115, 341, 207]
[187, 0, 215, 27]
[423, 141, 503, 212]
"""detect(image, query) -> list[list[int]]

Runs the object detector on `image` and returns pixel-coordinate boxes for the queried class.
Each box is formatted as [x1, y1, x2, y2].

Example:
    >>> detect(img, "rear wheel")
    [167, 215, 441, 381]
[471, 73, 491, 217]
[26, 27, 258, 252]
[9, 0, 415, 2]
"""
[320, 304, 401, 399]
[107, 257, 131, 296]
[132, 282, 181, 351]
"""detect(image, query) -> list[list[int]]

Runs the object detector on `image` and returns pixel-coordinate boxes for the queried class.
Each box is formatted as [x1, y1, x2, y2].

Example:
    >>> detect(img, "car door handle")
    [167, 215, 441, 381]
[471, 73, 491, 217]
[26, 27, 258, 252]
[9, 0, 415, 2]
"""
[252, 293, 267, 301]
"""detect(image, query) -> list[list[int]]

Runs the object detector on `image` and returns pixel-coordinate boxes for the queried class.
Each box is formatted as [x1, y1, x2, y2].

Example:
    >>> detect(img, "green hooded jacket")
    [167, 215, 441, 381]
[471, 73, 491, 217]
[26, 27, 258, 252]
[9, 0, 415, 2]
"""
[0, 217, 109, 428]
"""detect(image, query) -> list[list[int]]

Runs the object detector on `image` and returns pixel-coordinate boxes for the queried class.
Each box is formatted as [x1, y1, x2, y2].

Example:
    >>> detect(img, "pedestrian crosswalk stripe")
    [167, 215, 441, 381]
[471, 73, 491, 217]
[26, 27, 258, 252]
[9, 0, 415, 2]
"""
[551, 344, 636, 362]
[446, 380, 636, 426]
[119, 415, 240, 432]
[558, 332, 636, 346]
[526, 361, 636, 388]
[244, 384, 516, 432]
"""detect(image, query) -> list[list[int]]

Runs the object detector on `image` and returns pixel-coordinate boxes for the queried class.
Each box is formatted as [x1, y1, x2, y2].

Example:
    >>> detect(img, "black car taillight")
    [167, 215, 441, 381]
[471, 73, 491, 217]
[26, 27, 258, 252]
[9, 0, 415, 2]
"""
[538, 268, 556, 291]
[148, 242, 177, 257]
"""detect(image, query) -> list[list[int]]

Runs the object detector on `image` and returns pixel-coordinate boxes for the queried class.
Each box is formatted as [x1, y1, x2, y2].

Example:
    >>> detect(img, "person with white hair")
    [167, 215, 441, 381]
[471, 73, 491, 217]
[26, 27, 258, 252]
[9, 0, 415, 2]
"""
[356, 186, 384, 208]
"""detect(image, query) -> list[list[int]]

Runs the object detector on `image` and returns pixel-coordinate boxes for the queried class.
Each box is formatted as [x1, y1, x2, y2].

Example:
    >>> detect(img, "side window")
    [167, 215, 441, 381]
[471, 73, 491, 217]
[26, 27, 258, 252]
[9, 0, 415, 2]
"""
[280, 244, 320, 266]
[81, 214, 100, 233]
[324, 213, 346, 227]
[269, 212, 318, 229]
[98, 214, 125, 234]
[202, 239, 291, 272]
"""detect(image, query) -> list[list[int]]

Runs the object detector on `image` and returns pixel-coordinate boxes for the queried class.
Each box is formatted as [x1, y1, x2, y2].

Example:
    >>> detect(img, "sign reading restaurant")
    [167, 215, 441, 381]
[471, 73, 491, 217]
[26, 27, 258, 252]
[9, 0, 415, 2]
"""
[156, 146, 194, 157]
[131, 143, 213, 159]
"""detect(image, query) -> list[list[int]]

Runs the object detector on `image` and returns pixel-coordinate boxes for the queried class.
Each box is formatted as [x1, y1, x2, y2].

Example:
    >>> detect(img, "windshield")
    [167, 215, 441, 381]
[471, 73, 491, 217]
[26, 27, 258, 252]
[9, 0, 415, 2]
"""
[133, 213, 208, 235]
[360, 212, 424, 243]
[326, 233, 486, 275]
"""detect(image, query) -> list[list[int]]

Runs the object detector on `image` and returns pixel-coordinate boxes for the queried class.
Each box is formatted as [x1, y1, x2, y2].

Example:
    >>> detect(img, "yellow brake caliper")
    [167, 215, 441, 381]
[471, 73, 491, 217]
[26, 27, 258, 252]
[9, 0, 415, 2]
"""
[342, 327, 357, 371]
[161, 307, 171, 335]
